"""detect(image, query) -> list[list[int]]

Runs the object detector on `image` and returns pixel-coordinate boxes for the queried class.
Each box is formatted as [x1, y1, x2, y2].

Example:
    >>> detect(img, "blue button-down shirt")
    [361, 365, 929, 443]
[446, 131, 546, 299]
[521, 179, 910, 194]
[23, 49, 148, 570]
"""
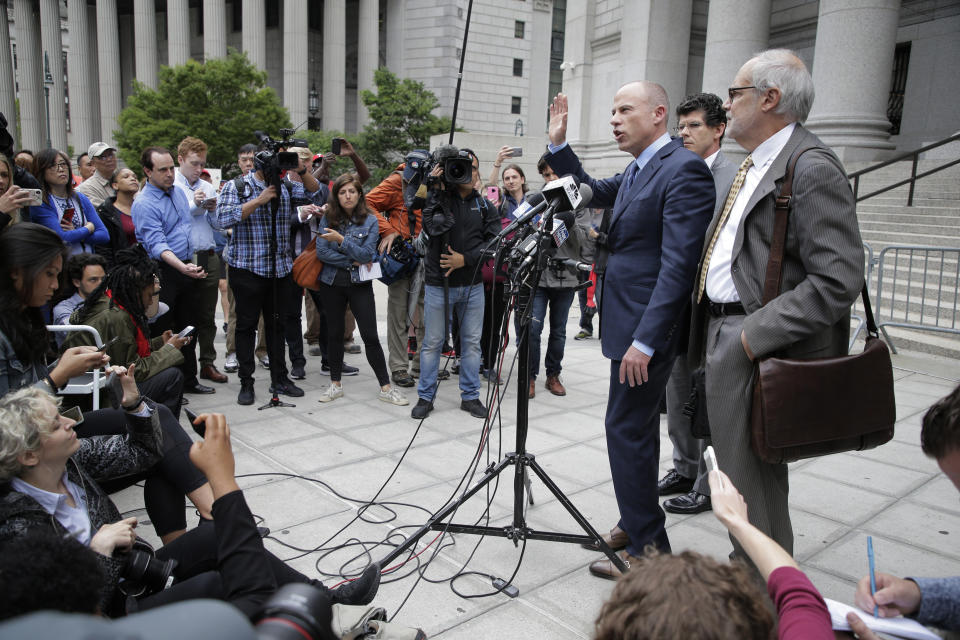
[174, 170, 219, 252]
[215, 172, 323, 277]
[11, 472, 91, 544]
[133, 181, 195, 261]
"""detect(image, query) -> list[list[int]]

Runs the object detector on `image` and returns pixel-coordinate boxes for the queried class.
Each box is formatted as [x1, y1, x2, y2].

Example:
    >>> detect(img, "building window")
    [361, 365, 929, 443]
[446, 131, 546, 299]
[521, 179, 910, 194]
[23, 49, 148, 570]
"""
[511, 96, 522, 114]
[232, 0, 242, 32]
[887, 42, 911, 136]
[513, 58, 523, 77]
[515, 20, 525, 38]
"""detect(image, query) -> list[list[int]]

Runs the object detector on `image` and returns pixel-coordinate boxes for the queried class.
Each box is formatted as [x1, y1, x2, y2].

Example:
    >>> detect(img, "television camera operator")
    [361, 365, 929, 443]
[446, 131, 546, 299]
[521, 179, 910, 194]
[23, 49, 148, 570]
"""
[215, 131, 326, 406]
[409, 146, 501, 421]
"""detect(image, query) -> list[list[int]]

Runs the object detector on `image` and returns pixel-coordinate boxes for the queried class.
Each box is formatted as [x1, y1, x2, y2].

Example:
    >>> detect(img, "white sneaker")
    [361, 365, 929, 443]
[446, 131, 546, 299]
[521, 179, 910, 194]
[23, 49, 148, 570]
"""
[224, 353, 238, 372]
[318, 383, 344, 403]
[259, 355, 270, 369]
[379, 387, 409, 406]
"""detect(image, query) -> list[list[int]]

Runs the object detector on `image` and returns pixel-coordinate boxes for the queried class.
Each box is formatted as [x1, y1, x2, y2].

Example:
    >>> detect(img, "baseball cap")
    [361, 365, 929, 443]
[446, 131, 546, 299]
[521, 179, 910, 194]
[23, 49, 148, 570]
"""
[88, 142, 117, 158]
[312, 154, 323, 163]
[402, 149, 430, 181]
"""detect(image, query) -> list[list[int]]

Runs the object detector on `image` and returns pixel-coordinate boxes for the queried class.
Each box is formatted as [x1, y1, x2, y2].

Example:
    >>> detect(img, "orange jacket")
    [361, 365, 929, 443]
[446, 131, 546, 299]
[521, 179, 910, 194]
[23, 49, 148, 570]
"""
[366, 164, 422, 240]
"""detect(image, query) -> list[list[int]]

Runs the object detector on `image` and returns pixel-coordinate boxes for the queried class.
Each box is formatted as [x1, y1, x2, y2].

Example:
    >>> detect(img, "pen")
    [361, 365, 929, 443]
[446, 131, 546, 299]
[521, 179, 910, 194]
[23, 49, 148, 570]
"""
[868, 535, 878, 617]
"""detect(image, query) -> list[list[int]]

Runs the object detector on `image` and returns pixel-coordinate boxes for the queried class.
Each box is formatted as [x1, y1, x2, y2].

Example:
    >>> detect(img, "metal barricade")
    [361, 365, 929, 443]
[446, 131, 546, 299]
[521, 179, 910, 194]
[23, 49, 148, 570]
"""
[873, 245, 960, 353]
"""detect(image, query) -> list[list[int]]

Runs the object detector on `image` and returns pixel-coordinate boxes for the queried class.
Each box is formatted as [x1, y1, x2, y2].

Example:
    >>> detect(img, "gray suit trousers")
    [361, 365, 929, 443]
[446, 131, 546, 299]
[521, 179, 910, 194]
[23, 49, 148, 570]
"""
[705, 313, 792, 558]
[665, 357, 709, 495]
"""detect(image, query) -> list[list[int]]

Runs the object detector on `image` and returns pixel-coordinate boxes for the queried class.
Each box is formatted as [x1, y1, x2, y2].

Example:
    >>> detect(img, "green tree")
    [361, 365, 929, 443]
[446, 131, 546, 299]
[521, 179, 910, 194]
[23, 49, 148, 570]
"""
[115, 51, 290, 175]
[359, 67, 454, 181]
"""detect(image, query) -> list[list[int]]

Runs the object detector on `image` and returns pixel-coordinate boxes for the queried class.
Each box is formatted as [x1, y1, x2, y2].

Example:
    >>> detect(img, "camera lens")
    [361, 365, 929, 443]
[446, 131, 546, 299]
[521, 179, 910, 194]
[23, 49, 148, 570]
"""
[120, 545, 177, 597]
[255, 584, 336, 640]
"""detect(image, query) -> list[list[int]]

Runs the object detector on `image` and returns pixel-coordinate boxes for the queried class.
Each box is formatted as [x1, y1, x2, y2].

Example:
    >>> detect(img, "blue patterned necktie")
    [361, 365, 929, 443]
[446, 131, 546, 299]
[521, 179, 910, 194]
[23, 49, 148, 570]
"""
[621, 160, 641, 193]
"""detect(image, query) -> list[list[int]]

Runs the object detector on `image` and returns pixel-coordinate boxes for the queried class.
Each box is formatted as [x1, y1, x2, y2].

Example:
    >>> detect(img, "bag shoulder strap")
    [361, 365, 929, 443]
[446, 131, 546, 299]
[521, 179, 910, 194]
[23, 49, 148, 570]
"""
[761, 144, 878, 334]
[761, 144, 821, 304]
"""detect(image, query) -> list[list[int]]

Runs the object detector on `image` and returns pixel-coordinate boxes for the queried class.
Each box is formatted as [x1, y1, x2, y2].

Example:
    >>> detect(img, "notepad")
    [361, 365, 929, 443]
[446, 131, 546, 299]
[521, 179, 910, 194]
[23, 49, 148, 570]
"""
[359, 262, 382, 281]
[825, 598, 939, 640]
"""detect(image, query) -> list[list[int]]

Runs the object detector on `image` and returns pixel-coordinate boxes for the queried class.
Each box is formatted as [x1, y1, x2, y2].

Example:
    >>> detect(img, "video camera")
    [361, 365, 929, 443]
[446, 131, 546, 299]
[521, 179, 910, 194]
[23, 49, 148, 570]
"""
[404, 144, 475, 192]
[253, 128, 309, 180]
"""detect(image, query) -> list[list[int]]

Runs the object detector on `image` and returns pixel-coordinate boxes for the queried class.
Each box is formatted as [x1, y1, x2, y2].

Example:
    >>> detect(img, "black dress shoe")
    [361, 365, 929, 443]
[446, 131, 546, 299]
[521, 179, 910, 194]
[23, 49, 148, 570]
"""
[330, 563, 381, 605]
[238, 380, 255, 405]
[269, 378, 305, 397]
[657, 468, 695, 496]
[411, 398, 433, 419]
[184, 381, 216, 394]
[663, 490, 712, 514]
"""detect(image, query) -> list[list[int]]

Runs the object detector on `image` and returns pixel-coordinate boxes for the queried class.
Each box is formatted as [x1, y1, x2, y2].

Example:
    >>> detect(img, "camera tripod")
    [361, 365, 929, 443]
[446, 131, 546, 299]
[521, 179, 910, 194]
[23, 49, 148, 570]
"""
[378, 227, 626, 577]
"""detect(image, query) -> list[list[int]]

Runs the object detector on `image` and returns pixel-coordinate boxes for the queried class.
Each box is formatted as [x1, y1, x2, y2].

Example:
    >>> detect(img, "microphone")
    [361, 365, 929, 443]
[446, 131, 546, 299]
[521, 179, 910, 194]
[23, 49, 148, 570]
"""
[553, 257, 593, 272]
[541, 175, 583, 212]
[493, 192, 548, 241]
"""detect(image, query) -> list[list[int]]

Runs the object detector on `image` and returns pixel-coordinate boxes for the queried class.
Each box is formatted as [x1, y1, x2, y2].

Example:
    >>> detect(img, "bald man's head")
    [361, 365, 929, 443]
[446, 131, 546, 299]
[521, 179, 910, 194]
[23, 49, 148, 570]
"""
[610, 82, 670, 157]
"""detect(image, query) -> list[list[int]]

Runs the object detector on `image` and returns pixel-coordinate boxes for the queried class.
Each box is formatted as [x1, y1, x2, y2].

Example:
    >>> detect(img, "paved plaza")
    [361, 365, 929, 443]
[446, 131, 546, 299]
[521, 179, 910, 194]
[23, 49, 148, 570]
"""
[114, 287, 960, 639]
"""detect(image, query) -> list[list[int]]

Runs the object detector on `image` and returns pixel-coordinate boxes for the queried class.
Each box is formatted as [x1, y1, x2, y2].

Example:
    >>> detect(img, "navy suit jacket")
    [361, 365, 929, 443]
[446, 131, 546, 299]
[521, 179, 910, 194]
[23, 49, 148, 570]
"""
[548, 139, 715, 361]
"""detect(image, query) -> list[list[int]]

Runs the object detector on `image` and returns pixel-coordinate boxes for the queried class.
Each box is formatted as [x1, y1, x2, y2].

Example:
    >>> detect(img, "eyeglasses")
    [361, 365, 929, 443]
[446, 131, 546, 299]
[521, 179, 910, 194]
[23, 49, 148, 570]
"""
[728, 85, 757, 101]
[52, 162, 69, 171]
[673, 122, 705, 134]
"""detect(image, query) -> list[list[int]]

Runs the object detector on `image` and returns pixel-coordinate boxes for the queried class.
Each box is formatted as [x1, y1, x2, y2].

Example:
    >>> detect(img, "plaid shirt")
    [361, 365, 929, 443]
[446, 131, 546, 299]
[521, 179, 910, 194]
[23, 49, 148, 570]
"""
[215, 172, 323, 277]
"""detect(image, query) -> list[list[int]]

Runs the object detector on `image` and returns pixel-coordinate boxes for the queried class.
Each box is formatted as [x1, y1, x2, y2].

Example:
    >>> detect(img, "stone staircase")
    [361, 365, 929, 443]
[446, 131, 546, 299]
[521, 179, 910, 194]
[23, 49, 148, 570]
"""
[848, 158, 960, 359]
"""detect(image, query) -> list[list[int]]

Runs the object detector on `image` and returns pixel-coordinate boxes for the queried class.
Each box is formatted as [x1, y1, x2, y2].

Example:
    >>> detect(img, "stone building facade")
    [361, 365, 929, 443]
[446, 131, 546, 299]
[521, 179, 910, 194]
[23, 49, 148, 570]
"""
[3, 0, 958, 171]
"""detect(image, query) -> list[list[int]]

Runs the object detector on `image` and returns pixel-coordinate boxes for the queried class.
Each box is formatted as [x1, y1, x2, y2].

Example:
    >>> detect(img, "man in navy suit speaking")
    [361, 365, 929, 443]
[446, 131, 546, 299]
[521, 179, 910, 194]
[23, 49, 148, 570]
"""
[545, 83, 715, 579]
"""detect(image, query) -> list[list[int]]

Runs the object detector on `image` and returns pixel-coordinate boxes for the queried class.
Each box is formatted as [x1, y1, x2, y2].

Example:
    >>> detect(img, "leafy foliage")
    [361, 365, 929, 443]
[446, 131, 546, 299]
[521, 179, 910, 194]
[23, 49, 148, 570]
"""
[115, 51, 290, 175]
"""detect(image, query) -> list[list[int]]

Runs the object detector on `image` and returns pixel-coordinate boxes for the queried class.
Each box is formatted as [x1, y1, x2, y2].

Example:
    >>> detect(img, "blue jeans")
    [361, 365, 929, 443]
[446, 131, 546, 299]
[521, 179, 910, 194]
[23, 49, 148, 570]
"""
[418, 284, 484, 402]
[523, 287, 576, 380]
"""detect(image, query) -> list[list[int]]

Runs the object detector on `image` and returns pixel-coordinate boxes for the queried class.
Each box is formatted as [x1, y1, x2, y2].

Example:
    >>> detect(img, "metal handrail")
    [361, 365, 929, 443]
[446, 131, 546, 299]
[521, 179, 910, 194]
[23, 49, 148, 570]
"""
[848, 131, 960, 206]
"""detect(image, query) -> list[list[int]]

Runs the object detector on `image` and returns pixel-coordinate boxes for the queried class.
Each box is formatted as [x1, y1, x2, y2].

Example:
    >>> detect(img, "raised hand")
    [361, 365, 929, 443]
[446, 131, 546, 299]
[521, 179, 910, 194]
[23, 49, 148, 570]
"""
[548, 93, 569, 146]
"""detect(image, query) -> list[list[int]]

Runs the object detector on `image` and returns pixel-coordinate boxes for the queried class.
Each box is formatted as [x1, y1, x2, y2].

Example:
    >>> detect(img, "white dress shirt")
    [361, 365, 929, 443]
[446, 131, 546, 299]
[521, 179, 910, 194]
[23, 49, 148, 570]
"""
[705, 123, 797, 303]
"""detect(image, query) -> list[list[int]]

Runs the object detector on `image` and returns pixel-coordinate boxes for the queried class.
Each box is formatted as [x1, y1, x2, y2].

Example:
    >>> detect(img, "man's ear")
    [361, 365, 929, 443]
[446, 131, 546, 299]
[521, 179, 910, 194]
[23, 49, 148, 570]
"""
[760, 87, 782, 114]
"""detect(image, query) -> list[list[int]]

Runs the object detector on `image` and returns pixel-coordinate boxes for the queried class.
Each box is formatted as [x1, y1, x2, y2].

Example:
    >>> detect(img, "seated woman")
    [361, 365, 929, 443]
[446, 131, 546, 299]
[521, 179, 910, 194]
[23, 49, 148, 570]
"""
[313, 173, 407, 406]
[28, 148, 108, 255]
[0, 222, 210, 543]
[594, 469, 834, 640]
[95, 167, 140, 267]
[64, 247, 188, 418]
[0, 387, 380, 618]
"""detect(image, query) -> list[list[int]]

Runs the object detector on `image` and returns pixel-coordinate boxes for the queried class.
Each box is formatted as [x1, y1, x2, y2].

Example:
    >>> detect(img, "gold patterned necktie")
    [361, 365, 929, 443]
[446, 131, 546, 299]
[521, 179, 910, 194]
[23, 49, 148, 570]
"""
[696, 154, 753, 303]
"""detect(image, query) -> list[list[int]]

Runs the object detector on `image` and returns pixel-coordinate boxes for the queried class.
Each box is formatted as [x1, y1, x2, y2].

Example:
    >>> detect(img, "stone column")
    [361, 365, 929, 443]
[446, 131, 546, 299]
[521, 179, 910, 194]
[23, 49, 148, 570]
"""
[67, 0, 97, 148]
[356, 0, 378, 129]
[203, 0, 227, 61]
[806, 0, 900, 161]
[13, 0, 43, 150]
[134, 0, 157, 88]
[167, 0, 190, 67]
[283, 0, 309, 129]
[621, 0, 692, 131]
[701, 0, 770, 100]
[39, 0, 66, 150]
[322, 0, 346, 131]
[96, 0, 121, 146]
[0, 0, 18, 145]
[559, 0, 595, 145]
[242, 0, 265, 71]
[528, 0, 553, 138]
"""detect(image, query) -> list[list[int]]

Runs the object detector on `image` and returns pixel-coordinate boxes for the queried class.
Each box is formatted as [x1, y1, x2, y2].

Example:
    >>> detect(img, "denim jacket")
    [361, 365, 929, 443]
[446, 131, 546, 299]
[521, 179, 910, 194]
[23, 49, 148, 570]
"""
[0, 328, 51, 397]
[315, 213, 379, 285]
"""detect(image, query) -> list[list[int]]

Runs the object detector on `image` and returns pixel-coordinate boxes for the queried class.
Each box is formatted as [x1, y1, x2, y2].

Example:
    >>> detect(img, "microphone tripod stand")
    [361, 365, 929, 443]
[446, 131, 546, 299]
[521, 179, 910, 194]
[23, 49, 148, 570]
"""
[259, 165, 294, 411]
[378, 225, 626, 577]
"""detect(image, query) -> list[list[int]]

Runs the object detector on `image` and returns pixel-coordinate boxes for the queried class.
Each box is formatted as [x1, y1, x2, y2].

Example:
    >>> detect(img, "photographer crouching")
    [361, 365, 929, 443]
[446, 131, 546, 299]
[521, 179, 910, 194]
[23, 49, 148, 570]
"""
[216, 133, 327, 406]
[410, 147, 501, 421]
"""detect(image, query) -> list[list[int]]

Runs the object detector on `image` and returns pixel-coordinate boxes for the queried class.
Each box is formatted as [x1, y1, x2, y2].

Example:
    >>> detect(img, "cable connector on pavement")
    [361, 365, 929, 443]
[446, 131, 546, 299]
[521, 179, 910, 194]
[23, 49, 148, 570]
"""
[491, 577, 519, 598]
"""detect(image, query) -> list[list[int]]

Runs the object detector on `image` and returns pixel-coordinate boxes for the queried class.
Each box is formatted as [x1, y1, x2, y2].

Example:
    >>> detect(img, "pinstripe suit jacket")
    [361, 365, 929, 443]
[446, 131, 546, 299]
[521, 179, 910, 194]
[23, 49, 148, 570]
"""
[689, 125, 864, 364]
[709, 150, 738, 204]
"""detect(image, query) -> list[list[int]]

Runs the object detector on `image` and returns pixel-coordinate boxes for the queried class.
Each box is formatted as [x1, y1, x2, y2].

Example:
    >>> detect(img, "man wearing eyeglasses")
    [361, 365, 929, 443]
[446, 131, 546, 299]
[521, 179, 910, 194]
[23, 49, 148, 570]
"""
[688, 49, 863, 567]
[76, 142, 118, 208]
[659, 92, 738, 516]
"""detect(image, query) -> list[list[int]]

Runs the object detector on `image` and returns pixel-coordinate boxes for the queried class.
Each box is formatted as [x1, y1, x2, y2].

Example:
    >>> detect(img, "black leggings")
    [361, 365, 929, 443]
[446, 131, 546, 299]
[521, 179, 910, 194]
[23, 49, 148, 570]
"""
[75, 405, 207, 537]
[314, 281, 389, 385]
